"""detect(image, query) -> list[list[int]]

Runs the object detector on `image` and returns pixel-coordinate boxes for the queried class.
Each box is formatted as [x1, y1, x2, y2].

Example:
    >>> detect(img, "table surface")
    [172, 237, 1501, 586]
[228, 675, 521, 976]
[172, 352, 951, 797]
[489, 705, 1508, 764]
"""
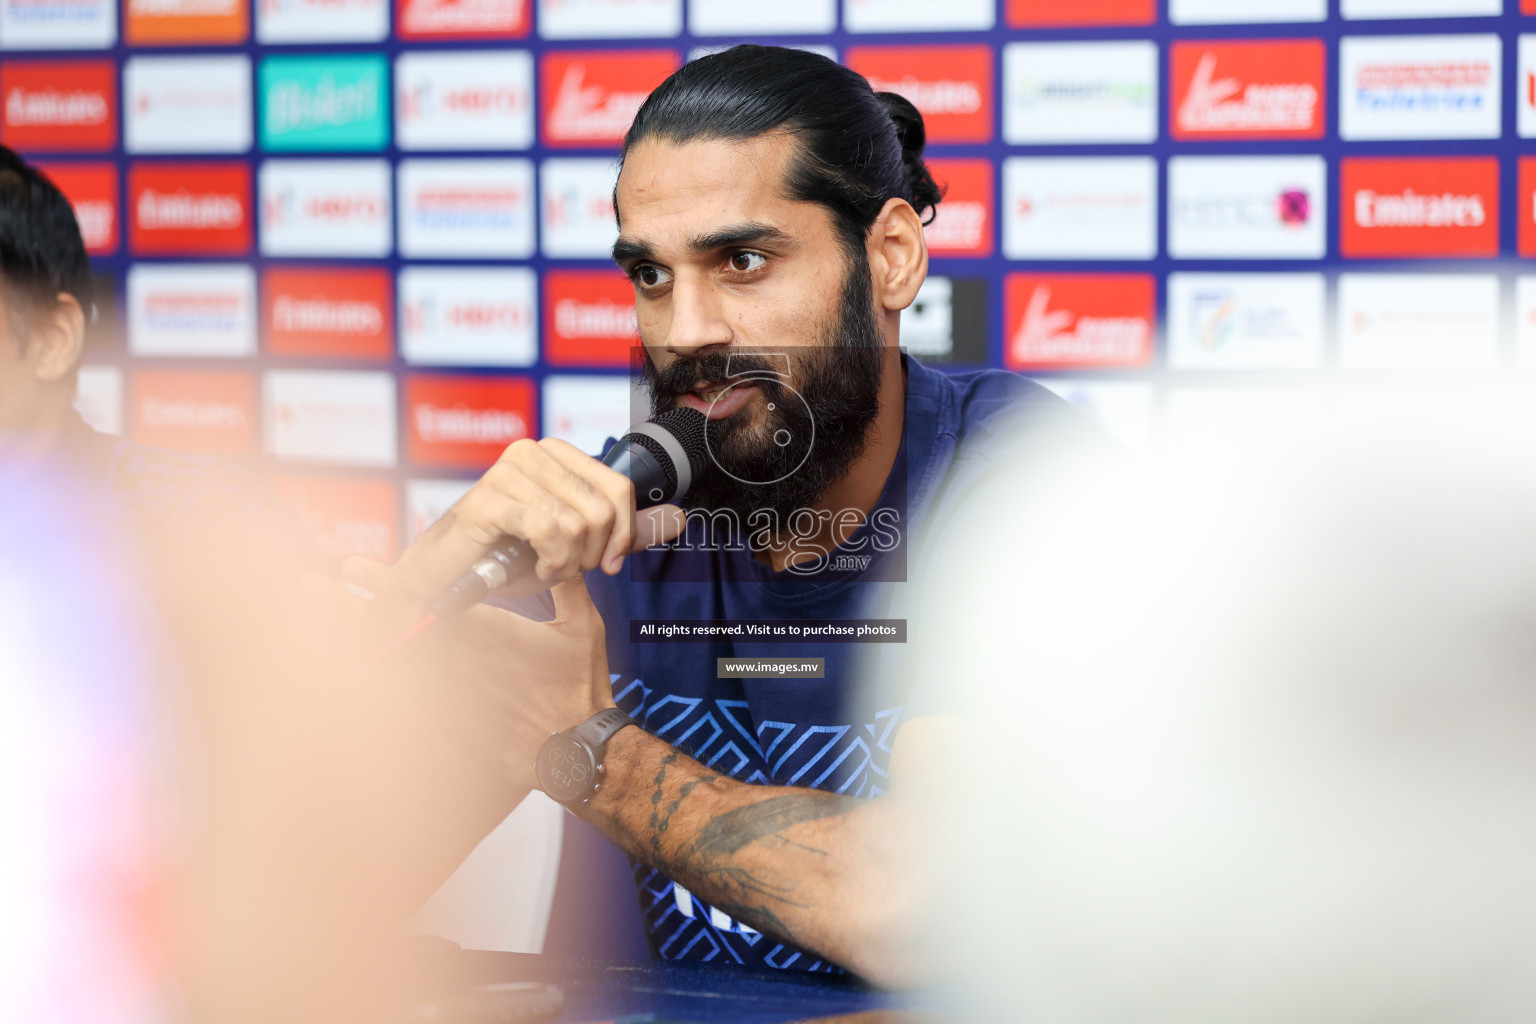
[446, 950, 920, 1024]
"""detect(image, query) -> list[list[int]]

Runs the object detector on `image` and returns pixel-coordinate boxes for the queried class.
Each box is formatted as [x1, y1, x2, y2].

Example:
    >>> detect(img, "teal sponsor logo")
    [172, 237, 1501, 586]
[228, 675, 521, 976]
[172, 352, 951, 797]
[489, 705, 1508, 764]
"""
[260, 55, 388, 152]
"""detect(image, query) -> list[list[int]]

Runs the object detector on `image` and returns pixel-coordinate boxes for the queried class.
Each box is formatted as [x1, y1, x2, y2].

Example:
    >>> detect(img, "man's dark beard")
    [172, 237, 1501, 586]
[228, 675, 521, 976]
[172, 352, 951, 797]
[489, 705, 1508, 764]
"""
[642, 255, 887, 527]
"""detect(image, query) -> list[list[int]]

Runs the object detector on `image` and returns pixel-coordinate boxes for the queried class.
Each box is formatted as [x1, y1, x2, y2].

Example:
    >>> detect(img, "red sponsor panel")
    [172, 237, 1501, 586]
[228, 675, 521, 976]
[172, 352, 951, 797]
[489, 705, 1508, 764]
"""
[129, 162, 252, 256]
[271, 476, 398, 565]
[1007, 0, 1154, 26]
[396, 0, 529, 40]
[541, 50, 681, 148]
[35, 162, 118, 254]
[1171, 39, 1325, 141]
[1526, 0, 1535, 12]
[544, 270, 636, 367]
[1341, 156, 1499, 259]
[1003, 273, 1155, 371]
[923, 158, 992, 258]
[0, 60, 116, 152]
[845, 46, 993, 144]
[131, 369, 256, 455]
[406, 374, 536, 469]
[1521, 157, 1536, 258]
[264, 267, 392, 360]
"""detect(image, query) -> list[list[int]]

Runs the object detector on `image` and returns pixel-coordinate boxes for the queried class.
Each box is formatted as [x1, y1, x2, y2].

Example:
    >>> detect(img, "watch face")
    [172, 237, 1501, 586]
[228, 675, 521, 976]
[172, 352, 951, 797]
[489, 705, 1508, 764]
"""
[536, 734, 597, 804]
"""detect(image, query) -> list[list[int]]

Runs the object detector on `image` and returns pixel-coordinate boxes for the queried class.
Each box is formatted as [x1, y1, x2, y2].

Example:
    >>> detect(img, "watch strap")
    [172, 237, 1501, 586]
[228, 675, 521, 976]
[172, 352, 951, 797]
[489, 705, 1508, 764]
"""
[572, 707, 634, 751]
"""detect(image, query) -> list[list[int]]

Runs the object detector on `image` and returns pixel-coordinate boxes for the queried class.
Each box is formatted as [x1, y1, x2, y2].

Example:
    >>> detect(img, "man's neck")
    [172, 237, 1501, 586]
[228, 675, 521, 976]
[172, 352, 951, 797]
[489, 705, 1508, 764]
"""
[753, 349, 908, 573]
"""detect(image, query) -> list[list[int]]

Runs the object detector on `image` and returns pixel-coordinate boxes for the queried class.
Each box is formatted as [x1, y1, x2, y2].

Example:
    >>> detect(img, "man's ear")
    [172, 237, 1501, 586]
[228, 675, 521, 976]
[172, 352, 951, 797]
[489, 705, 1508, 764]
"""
[867, 197, 928, 314]
[26, 293, 86, 384]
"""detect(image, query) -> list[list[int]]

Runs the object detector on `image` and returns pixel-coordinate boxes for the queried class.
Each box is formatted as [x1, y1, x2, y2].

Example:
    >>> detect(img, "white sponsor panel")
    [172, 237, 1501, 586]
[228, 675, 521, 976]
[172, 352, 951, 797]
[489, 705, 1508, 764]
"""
[537, 0, 680, 38]
[1519, 277, 1536, 370]
[1342, 0, 1500, 17]
[127, 264, 257, 358]
[1164, 388, 1325, 453]
[396, 50, 534, 151]
[1002, 157, 1157, 260]
[1037, 379, 1156, 449]
[264, 369, 397, 467]
[1170, 0, 1325, 22]
[405, 478, 474, 542]
[75, 364, 124, 436]
[1168, 273, 1326, 370]
[540, 157, 620, 259]
[1520, 35, 1536, 139]
[1338, 273, 1499, 370]
[259, 159, 392, 257]
[397, 159, 535, 259]
[1002, 41, 1158, 145]
[542, 374, 632, 456]
[398, 266, 537, 367]
[1168, 156, 1326, 260]
[843, 0, 994, 32]
[688, 0, 833, 34]
[1340, 35, 1501, 141]
[900, 276, 953, 360]
[0, 0, 115, 49]
[124, 56, 252, 154]
[256, 0, 388, 42]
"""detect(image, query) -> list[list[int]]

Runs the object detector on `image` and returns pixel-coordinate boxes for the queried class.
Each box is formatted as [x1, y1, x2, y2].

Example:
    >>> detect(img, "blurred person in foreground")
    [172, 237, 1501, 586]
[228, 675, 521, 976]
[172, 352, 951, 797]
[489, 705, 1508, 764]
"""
[0, 148, 521, 1021]
[901, 407, 1536, 1021]
[342, 44, 1102, 987]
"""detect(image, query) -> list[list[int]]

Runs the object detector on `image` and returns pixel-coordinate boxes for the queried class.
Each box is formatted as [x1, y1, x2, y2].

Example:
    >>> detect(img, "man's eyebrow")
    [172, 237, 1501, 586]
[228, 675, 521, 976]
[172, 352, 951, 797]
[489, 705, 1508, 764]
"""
[611, 223, 792, 266]
[611, 237, 655, 265]
[687, 223, 791, 254]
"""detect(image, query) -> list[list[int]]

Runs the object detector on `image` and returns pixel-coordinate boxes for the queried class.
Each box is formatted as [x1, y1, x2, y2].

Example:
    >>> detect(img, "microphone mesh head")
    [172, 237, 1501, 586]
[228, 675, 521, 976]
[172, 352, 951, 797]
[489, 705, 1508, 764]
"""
[621, 407, 710, 502]
[651, 406, 710, 480]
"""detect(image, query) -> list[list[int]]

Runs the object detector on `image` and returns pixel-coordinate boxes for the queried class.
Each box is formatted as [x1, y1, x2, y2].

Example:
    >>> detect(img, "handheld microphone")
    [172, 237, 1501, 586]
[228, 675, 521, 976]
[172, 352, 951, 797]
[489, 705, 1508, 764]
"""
[426, 407, 709, 620]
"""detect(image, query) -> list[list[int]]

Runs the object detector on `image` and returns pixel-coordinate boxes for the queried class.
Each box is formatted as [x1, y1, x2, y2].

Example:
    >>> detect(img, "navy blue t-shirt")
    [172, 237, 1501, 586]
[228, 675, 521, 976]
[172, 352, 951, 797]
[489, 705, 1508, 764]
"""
[576, 354, 1097, 973]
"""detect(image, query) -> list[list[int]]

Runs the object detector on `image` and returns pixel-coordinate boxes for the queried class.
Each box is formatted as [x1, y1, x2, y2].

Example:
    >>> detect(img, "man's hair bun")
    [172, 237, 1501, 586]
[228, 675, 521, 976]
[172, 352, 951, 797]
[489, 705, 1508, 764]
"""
[875, 91, 944, 224]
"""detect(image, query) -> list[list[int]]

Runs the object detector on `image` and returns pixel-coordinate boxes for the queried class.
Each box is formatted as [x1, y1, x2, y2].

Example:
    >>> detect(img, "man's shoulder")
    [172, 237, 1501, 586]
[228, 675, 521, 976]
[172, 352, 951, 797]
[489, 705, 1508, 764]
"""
[909, 356, 1106, 464]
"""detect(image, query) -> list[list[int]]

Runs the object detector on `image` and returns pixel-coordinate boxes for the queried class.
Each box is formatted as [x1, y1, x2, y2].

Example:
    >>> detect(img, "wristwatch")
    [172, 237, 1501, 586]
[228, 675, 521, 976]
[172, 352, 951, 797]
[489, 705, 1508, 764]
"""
[534, 707, 636, 807]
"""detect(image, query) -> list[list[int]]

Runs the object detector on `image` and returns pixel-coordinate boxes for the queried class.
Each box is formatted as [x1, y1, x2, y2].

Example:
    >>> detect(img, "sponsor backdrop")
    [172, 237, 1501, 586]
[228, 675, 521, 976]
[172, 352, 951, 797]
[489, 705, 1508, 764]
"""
[6, 0, 1535, 563]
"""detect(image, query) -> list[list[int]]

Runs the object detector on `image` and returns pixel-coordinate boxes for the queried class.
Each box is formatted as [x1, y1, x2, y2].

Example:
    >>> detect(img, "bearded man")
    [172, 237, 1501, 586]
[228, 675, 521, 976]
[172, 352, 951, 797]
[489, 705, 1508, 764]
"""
[360, 44, 1100, 988]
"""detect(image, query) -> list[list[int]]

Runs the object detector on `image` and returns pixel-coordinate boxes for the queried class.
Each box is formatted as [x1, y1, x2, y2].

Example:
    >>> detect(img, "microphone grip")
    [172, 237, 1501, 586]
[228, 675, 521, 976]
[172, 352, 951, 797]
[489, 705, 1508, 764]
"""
[427, 438, 675, 619]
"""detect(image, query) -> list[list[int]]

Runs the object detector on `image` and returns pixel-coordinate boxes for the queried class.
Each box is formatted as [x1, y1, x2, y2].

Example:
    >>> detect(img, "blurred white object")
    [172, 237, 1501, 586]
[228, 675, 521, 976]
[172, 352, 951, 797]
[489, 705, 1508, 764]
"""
[412, 792, 563, 953]
[903, 404, 1536, 1022]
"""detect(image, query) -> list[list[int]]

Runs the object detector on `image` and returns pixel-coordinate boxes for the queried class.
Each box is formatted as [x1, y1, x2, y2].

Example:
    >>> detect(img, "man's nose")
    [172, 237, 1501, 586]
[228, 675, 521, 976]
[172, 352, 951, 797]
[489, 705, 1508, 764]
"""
[661, 278, 731, 359]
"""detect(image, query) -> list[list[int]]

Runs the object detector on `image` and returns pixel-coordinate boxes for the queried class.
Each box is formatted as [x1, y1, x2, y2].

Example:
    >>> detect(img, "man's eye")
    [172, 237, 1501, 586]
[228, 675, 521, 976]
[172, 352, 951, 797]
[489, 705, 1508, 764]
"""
[635, 265, 672, 288]
[729, 252, 766, 273]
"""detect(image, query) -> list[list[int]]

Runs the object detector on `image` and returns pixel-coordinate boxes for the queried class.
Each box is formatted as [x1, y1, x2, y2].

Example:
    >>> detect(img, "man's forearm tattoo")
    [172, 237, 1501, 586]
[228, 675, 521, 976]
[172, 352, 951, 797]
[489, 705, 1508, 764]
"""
[640, 752, 863, 945]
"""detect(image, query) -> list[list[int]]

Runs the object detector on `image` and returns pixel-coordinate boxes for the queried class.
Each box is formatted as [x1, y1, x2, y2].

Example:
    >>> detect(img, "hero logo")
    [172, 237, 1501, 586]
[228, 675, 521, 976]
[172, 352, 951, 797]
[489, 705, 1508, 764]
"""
[396, 0, 529, 38]
[128, 164, 251, 255]
[1172, 40, 1324, 139]
[399, 266, 537, 367]
[542, 52, 680, 147]
[259, 159, 392, 257]
[545, 269, 636, 366]
[1341, 156, 1498, 258]
[263, 369, 397, 467]
[0, 61, 116, 150]
[396, 51, 533, 150]
[1003, 273, 1154, 370]
[540, 157, 620, 258]
[406, 375, 536, 469]
[846, 46, 991, 143]
[1522, 35, 1536, 140]
[922, 158, 991, 257]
